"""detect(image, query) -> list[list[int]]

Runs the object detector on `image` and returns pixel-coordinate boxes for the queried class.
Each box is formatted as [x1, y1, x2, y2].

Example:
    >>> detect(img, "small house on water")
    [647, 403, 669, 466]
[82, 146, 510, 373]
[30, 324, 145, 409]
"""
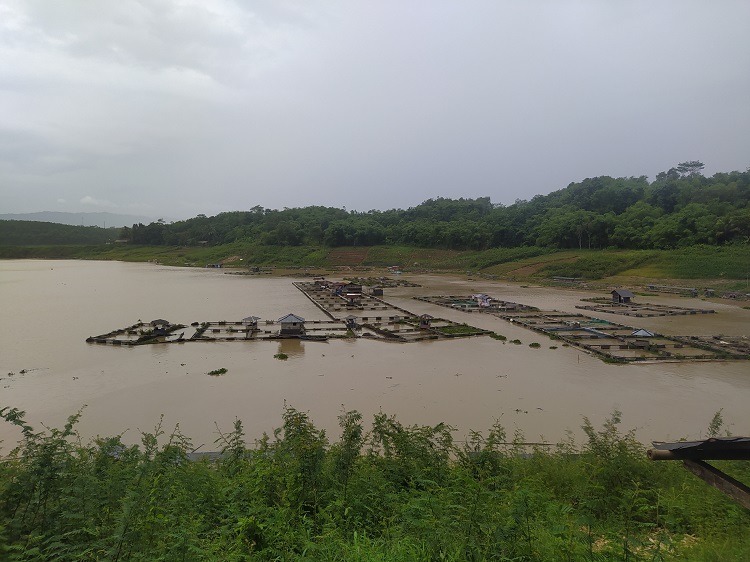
[419, 314, 434, 328]
[611, 289, 635, 304]
[278, 314, 305, 335]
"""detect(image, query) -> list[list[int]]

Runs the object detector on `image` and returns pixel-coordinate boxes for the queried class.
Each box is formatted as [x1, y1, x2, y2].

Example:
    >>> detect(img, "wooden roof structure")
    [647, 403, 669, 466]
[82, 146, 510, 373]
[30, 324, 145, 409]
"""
[648, 437, 750, 509]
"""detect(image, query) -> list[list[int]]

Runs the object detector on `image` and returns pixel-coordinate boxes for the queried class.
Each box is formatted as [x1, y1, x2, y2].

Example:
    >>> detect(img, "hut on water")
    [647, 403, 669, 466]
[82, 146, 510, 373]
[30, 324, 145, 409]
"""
[278, 314, 305, 335]
[611, 289, 635, 304]
[344, 314, 359, 329]
[419, 314, 434, 328]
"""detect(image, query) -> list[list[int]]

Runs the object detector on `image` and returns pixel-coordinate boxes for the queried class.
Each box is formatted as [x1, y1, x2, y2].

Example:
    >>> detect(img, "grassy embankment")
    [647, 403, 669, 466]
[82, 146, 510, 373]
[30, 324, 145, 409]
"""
[1, 243, 748, 289]
[1, 405, 749, 560]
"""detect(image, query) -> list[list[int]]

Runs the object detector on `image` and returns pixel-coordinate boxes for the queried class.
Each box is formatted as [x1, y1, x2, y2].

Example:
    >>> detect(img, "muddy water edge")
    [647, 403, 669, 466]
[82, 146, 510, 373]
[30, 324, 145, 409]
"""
[1, 260, 748, 451]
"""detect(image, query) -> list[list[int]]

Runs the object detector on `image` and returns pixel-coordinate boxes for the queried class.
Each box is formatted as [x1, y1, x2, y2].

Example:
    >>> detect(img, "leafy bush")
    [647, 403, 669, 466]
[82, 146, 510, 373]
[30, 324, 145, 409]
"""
[1, 406, 749, 560]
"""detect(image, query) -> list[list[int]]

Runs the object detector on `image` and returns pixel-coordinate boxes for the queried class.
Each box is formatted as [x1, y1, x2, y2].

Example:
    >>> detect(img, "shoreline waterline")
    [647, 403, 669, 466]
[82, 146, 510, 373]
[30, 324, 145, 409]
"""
[1, 259, 748, 449]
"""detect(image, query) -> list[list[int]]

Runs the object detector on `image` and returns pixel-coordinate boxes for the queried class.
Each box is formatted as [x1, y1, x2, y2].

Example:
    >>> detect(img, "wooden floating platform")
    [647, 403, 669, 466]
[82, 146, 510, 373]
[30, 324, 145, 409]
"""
[417, 295, 747, 363]
[293, 281, 413, 318]
[86, 282, 493, 347]
[87, 319, 352, 346]
[294, 281, 492, 343]
[498, 310, 747, 362]
[669, 335, 750, 359]
[576, 299, 715, 317]
[414, 295, 537, 313]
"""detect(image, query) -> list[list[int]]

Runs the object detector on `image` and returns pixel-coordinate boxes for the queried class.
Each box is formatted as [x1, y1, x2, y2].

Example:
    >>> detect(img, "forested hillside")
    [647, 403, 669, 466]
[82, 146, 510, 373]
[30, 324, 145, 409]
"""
[3, 163, 748, 251]
[0, 221, 119, 246]
[0, 211, 154, 228]
[120, 163, 750, 250]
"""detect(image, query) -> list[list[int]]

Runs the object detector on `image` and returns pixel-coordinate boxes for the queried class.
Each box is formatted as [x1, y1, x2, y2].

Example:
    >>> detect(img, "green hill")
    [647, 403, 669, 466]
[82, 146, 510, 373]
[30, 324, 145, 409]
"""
[0, 220, 120, 246]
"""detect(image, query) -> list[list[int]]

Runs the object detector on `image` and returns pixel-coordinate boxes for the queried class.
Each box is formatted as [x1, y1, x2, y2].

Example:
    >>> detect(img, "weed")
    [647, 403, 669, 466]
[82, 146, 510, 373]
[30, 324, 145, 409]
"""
[0, 406, 748, 559]
[435, 324, 481, 335]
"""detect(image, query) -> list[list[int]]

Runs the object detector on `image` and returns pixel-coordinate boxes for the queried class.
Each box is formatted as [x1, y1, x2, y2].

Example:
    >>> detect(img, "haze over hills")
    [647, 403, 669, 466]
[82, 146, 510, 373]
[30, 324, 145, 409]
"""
[0, 212, 158, 228]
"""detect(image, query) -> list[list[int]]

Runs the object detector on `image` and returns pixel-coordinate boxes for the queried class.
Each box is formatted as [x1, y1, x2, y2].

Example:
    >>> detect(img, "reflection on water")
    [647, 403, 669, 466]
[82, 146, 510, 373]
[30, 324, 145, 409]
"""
[277, 339, 305, 358]
[0, 260, 748, 449]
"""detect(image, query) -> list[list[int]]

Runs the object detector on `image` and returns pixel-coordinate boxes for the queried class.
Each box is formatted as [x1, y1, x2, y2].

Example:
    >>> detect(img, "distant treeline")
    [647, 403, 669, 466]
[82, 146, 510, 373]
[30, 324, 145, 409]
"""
[121, 163, 750, 250]
[3, 163, 748, 251]
[0, 220, 119, 246]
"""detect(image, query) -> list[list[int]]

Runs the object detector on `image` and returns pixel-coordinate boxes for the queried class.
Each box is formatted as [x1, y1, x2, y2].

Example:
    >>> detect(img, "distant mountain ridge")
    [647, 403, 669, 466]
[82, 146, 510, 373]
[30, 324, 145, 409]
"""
[0, 211, 157, 228]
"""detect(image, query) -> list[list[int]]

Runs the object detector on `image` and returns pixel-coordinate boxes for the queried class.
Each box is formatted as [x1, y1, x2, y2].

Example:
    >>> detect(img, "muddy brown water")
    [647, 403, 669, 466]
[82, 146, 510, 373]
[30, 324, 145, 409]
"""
[1, 260, 748, 450]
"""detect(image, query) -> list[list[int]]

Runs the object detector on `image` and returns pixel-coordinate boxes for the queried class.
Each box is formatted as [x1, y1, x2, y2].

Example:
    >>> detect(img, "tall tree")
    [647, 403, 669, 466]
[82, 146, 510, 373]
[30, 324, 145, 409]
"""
[676, 160, 705, 177]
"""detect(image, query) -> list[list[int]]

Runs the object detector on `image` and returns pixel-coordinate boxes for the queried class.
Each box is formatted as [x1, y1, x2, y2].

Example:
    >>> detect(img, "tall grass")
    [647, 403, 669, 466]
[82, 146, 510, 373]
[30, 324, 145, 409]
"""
[539, 251, 659, 279]
[635, 245, 750, 280]
[1, 405, 748, 561]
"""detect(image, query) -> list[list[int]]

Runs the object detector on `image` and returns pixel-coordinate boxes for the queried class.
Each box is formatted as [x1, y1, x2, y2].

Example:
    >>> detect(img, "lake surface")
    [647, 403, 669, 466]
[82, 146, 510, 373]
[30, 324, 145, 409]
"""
[1, 260, 748, 450]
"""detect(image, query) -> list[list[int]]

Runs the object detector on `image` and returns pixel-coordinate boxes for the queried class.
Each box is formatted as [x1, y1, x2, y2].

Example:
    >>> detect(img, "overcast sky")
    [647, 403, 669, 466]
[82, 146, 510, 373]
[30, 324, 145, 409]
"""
[1, 1, 749, 220]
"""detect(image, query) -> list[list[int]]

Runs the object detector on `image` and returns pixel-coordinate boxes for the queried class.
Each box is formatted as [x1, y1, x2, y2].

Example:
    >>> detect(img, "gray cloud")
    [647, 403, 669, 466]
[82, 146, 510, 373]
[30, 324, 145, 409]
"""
[80, 195, 118, 208]
[1, 0, 748, 219]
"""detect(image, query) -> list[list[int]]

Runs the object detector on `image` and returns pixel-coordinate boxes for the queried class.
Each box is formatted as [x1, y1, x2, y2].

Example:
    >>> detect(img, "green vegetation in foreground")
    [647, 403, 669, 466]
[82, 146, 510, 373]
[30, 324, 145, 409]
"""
[0, 406, 748, 561]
